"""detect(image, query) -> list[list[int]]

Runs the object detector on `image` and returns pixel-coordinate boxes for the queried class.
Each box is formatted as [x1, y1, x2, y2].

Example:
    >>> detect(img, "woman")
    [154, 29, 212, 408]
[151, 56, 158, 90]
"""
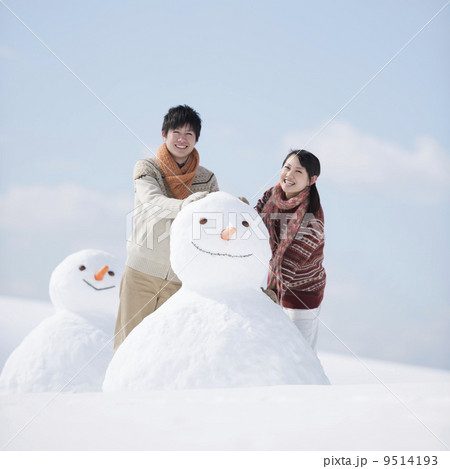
[255, 149, 326, 352]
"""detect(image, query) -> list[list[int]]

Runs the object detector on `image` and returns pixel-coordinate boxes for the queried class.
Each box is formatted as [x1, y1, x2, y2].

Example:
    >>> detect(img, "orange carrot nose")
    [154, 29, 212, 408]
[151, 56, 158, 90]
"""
[95, 265, 109, 281]
[220, 226, 236, 241]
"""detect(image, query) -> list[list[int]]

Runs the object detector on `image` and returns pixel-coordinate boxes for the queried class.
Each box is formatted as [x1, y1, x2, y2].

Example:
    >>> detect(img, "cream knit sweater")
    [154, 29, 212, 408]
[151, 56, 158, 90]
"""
[126, 157, 219, 282]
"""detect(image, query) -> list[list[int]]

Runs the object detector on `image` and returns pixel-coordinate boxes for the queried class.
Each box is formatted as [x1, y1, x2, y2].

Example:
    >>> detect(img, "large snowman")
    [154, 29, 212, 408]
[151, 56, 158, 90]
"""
[103, 192, 329, 391]
[0, 249, 122, 393]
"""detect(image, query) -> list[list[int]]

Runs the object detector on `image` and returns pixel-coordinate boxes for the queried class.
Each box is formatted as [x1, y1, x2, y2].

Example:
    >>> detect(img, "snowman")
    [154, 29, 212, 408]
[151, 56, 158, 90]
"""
[103, 192, 329, 391]
[0, 249, 123, 393]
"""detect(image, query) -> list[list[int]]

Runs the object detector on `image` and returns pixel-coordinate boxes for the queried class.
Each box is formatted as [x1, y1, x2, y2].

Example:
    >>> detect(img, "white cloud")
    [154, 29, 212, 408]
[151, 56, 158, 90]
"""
[282, 121, 450, 201]
[0, 184, 133, 299]
[0, 183, 132, 234]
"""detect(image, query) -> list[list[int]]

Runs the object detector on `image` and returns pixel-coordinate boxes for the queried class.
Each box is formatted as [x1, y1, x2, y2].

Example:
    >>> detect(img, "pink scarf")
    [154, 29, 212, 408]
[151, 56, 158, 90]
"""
[260, 183, 310, 299]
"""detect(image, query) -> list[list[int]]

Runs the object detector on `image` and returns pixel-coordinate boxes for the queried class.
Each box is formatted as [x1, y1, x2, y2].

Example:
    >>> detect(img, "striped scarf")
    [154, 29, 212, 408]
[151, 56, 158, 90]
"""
[261, 183, 310, 300]
[156, 144, 199, 199]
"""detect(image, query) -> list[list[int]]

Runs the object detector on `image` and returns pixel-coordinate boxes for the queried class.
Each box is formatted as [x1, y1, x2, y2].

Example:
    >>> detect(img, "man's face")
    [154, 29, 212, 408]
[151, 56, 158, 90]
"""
[162, 124, 197, 163]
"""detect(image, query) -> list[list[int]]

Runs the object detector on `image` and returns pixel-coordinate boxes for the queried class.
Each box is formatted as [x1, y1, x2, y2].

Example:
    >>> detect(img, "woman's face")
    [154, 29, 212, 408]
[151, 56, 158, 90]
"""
[279, 154, 317, 199]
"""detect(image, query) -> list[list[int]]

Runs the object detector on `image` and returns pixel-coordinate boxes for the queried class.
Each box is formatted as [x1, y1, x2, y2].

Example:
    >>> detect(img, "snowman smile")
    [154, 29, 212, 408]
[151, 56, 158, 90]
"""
[82, 279, 116, 291]
[191, 241, 253, 258]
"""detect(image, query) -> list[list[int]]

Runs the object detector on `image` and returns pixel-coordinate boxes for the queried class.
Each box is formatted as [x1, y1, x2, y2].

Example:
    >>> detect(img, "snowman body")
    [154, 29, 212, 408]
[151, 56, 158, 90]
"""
[104, 192, 329, 391]
[0, 312, 112, 392]
[0, 249, 122, 393]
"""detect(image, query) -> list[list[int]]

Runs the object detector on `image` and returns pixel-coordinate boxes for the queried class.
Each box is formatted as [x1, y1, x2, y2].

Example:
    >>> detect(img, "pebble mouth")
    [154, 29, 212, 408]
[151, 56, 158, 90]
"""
[83, 279, 116, 291]
[191, 241, 253, 258]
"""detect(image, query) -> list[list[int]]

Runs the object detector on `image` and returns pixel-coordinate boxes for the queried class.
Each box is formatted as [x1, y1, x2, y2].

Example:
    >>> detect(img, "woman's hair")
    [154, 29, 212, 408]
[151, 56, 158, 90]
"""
[282, 149, 321, 214]
[162, 105, 202, 142]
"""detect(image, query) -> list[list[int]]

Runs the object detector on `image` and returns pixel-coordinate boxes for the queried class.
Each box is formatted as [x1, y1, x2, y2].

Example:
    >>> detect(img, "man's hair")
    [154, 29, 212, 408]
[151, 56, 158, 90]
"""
[161, 105, 202, 142]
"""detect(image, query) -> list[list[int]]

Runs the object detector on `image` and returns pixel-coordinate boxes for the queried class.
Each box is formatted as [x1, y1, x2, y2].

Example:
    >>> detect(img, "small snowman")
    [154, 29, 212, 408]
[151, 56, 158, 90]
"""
[0, 249, 122, 393]
[103, 192, 329, 391]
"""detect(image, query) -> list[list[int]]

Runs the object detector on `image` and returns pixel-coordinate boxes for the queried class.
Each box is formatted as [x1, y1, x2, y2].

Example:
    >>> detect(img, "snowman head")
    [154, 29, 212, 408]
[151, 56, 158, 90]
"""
[170, 192, 271, 293]
[49, 249, 123, 322]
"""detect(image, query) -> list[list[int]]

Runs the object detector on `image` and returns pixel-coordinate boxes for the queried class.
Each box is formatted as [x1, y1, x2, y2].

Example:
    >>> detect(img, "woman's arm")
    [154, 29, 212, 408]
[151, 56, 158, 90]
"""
[254, 188, 273, 214]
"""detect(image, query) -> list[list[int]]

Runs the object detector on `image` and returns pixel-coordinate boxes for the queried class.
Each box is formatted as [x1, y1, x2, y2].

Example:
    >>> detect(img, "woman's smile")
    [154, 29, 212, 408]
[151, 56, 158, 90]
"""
[279, 154, 314, 199]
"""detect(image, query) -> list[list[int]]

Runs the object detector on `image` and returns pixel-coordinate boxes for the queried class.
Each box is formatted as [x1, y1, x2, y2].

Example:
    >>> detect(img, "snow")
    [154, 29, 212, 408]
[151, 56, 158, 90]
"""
[0, 198, 448, 451]
[170, 191, 271, 293]
[104, 289, 329, 390]
[104, 193, 328, 390]
[0, 295, 53, 371]
[0, 312, 113, 393]
[48, 249, 122, 330]
[0, 250, 121, 392]
[0, 295, 449, 451]
[1, 355, 450, 451]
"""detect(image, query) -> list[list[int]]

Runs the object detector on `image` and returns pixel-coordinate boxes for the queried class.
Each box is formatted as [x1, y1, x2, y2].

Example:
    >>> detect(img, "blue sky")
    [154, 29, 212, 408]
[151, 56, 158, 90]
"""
[1, 0, 449, 369]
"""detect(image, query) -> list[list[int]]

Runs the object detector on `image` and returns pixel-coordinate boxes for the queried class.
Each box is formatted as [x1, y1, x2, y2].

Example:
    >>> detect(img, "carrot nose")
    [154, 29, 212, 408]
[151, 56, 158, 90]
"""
[220, 226, 236, 241]
[94, 265, 109, 281]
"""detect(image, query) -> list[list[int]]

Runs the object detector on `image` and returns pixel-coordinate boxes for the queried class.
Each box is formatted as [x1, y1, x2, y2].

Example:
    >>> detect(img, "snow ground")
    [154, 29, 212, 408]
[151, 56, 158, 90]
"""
[1, 371, 449, 451]
[1, 296, 449, 451]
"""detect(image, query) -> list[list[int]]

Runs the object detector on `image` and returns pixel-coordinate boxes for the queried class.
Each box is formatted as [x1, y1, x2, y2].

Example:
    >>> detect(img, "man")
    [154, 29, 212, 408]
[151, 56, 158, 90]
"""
[114, 105, 218, 351]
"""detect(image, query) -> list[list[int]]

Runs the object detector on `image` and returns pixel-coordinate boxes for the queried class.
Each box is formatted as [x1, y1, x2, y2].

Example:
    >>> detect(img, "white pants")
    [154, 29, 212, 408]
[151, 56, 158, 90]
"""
[283, 307, 321, 353]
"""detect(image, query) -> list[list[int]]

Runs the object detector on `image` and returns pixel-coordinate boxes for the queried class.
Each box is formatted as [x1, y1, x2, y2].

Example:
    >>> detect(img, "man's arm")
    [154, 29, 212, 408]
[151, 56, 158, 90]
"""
[210, 174, 219, 192]
[135, 176, 209, 220]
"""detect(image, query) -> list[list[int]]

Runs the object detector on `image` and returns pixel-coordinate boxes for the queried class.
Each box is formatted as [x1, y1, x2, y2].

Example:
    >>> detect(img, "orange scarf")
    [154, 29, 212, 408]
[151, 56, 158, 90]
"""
[156, 144, 199, 199]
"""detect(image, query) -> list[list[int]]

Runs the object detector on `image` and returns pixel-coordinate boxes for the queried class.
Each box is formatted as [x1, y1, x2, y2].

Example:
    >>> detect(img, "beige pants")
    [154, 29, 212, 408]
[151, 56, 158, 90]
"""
[113, 266, 181, 352]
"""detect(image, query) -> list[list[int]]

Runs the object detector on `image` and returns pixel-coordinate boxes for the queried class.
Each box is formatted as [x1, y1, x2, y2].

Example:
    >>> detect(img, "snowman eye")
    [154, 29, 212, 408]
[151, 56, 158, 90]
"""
[242, 221, 249, 227]
[199, 218, 208, 225]
[108, 271, 115, 276]
[79, 265, 86, 271]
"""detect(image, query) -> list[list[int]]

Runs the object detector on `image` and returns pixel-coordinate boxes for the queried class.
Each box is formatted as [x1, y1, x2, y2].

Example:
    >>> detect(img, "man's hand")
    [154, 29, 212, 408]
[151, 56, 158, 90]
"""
[181, 191, 209, 208]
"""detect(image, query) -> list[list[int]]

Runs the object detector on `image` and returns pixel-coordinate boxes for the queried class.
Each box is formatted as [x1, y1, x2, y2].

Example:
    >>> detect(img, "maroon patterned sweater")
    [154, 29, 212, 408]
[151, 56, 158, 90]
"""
[255, 187, 326, 309]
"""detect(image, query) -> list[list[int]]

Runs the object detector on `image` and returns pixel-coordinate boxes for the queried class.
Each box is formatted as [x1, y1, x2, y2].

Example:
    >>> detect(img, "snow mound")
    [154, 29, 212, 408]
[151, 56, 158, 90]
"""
[0, 296, 53, 370]
[103, 192, 329, 391]
[0, 312, 112, 393]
